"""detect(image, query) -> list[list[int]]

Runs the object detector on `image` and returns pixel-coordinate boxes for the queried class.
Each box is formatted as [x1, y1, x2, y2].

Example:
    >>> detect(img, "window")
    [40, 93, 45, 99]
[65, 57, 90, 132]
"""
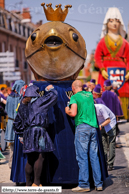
[19, 23, 21, 34]
[11, 20, 15, 32]
[24, 61, 28, 69]
[27, 27, 30, 37]
[15, 59, 19, 68]
[8, 18, 12, 31]
[0, 13, 5, 28]
[16, 46, 18, 59]
[15, 46, 19, 68]
[14, 22, 17, 33]
[3, 13, 7, 28]
[23, 25, 25, 36]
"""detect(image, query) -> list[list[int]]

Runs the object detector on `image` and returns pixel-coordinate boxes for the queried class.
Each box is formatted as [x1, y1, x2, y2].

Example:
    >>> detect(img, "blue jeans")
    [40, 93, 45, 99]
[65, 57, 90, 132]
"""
[75, 123, 103, 188]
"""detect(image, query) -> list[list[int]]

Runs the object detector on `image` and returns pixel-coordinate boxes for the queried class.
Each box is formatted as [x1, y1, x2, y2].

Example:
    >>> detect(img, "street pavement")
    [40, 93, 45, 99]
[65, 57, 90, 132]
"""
[0, 122, 129, 194]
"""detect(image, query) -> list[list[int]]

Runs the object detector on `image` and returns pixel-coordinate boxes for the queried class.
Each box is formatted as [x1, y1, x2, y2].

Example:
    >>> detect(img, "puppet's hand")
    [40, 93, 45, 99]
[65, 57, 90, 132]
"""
[125, 72, 129, 81]
[102, 70, 108, 79]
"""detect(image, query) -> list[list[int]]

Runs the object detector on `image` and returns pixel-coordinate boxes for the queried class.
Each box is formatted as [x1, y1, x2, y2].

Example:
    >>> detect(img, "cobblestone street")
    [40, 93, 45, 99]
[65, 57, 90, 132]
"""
[0, 122, 129, 193]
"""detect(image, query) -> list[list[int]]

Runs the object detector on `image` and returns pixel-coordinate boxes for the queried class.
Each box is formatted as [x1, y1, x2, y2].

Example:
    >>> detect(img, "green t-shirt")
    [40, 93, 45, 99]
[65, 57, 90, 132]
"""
[70, 91, 98, 128]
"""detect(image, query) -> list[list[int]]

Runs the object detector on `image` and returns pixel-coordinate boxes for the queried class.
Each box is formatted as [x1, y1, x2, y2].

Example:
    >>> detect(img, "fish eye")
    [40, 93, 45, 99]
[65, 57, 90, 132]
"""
[72, 33, 78, 42]
[31, 33, 37, 41]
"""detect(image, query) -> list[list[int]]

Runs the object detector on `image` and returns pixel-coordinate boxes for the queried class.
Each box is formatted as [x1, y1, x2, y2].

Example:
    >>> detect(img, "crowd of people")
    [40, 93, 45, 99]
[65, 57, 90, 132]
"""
[0, 82, 26, 161]
[65, 78, 123, 192]
[0, 78, 124, 192]
[83, 79, 123, 150]
[0, 86, 10, 160]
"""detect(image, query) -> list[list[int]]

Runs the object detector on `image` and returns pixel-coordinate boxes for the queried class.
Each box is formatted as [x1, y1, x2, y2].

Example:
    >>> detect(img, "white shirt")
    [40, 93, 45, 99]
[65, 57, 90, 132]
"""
[95, 104, 116, 133]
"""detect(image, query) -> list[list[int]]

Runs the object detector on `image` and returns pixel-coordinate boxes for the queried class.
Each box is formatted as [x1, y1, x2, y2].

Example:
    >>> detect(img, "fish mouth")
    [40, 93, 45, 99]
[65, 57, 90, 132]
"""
[44, 36, 63, 47]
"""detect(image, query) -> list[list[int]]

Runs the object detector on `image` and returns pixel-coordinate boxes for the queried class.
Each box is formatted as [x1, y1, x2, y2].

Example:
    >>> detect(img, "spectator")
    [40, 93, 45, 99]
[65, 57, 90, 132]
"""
[95, 104, 116, 171]
[93, 84, 105, 105]
[0, 87, 7, 109]
[88, 79, 96, 92]
[6, 87, 12, 95]
[4, 80, 25, 168]
[102, 80, 123, 117]
[82, 84, 88, 91]
[102, 80, 123, 148]
[65, 80, 103, 192]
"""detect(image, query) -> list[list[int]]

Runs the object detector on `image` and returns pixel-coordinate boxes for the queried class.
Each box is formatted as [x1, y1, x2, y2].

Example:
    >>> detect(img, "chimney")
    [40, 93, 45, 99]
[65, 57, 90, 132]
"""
[36, 20, 42, 27]
[22, 8, 31, 20]
[0, 0, 5, 9]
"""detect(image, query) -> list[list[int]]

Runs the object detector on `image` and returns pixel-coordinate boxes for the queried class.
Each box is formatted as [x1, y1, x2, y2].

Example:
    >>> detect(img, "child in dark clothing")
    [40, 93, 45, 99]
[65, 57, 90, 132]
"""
[13, 84, 58, 186]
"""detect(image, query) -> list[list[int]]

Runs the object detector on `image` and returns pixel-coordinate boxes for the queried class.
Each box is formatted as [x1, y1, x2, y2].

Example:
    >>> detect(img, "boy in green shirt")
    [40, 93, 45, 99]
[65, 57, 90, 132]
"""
[65, 80, 103, 192]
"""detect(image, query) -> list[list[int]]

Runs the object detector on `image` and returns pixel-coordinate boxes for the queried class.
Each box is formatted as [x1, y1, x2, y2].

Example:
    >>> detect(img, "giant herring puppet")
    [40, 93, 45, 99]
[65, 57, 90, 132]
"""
[25, 3, 108, 184]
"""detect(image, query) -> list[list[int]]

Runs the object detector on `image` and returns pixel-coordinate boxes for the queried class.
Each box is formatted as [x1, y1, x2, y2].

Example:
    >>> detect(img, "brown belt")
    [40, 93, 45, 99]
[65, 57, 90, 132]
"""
[103, 57, 126, 63]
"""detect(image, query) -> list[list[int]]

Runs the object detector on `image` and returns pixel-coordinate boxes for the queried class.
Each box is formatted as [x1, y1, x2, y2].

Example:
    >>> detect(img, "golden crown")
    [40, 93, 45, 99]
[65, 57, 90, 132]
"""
[41, 3, 72, 22]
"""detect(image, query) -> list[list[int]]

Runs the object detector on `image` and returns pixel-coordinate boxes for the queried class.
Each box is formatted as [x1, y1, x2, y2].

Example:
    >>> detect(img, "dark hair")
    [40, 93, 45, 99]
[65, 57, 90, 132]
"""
[1, 87, 5, 91]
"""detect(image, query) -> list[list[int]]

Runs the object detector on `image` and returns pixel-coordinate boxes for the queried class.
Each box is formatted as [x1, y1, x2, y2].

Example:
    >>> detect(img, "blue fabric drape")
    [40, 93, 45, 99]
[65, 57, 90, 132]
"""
[10, 80, 26, 183]
[10, 134, 27, 183]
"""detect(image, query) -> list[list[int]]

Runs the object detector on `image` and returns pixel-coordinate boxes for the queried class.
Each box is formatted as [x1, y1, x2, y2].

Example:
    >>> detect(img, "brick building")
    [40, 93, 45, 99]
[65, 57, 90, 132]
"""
[0, 0, 40, 85]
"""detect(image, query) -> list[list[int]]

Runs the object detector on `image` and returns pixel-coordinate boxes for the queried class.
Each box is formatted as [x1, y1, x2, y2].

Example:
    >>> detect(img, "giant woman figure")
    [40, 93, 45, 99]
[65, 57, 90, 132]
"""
[95, 8, 129, 119]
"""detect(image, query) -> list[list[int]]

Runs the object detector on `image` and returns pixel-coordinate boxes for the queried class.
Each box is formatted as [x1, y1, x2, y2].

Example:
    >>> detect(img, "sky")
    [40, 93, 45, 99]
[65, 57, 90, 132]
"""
[5, 0, 129, 55]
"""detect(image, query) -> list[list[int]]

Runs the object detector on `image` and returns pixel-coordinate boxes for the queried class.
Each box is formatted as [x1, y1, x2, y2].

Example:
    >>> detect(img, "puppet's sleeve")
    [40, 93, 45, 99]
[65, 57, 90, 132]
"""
[13, 110, 23, 134]
[124, 41, 129, 73]
[13, 103, 29, 134]
[38, 89, 58, 110]
[95, 40, 105, 71]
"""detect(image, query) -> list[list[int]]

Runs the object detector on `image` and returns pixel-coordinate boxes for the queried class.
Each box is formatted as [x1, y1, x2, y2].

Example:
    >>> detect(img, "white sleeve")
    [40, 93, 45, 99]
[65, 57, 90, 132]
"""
[100, 107, 109, 120]
[1, 97, 4, 102]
